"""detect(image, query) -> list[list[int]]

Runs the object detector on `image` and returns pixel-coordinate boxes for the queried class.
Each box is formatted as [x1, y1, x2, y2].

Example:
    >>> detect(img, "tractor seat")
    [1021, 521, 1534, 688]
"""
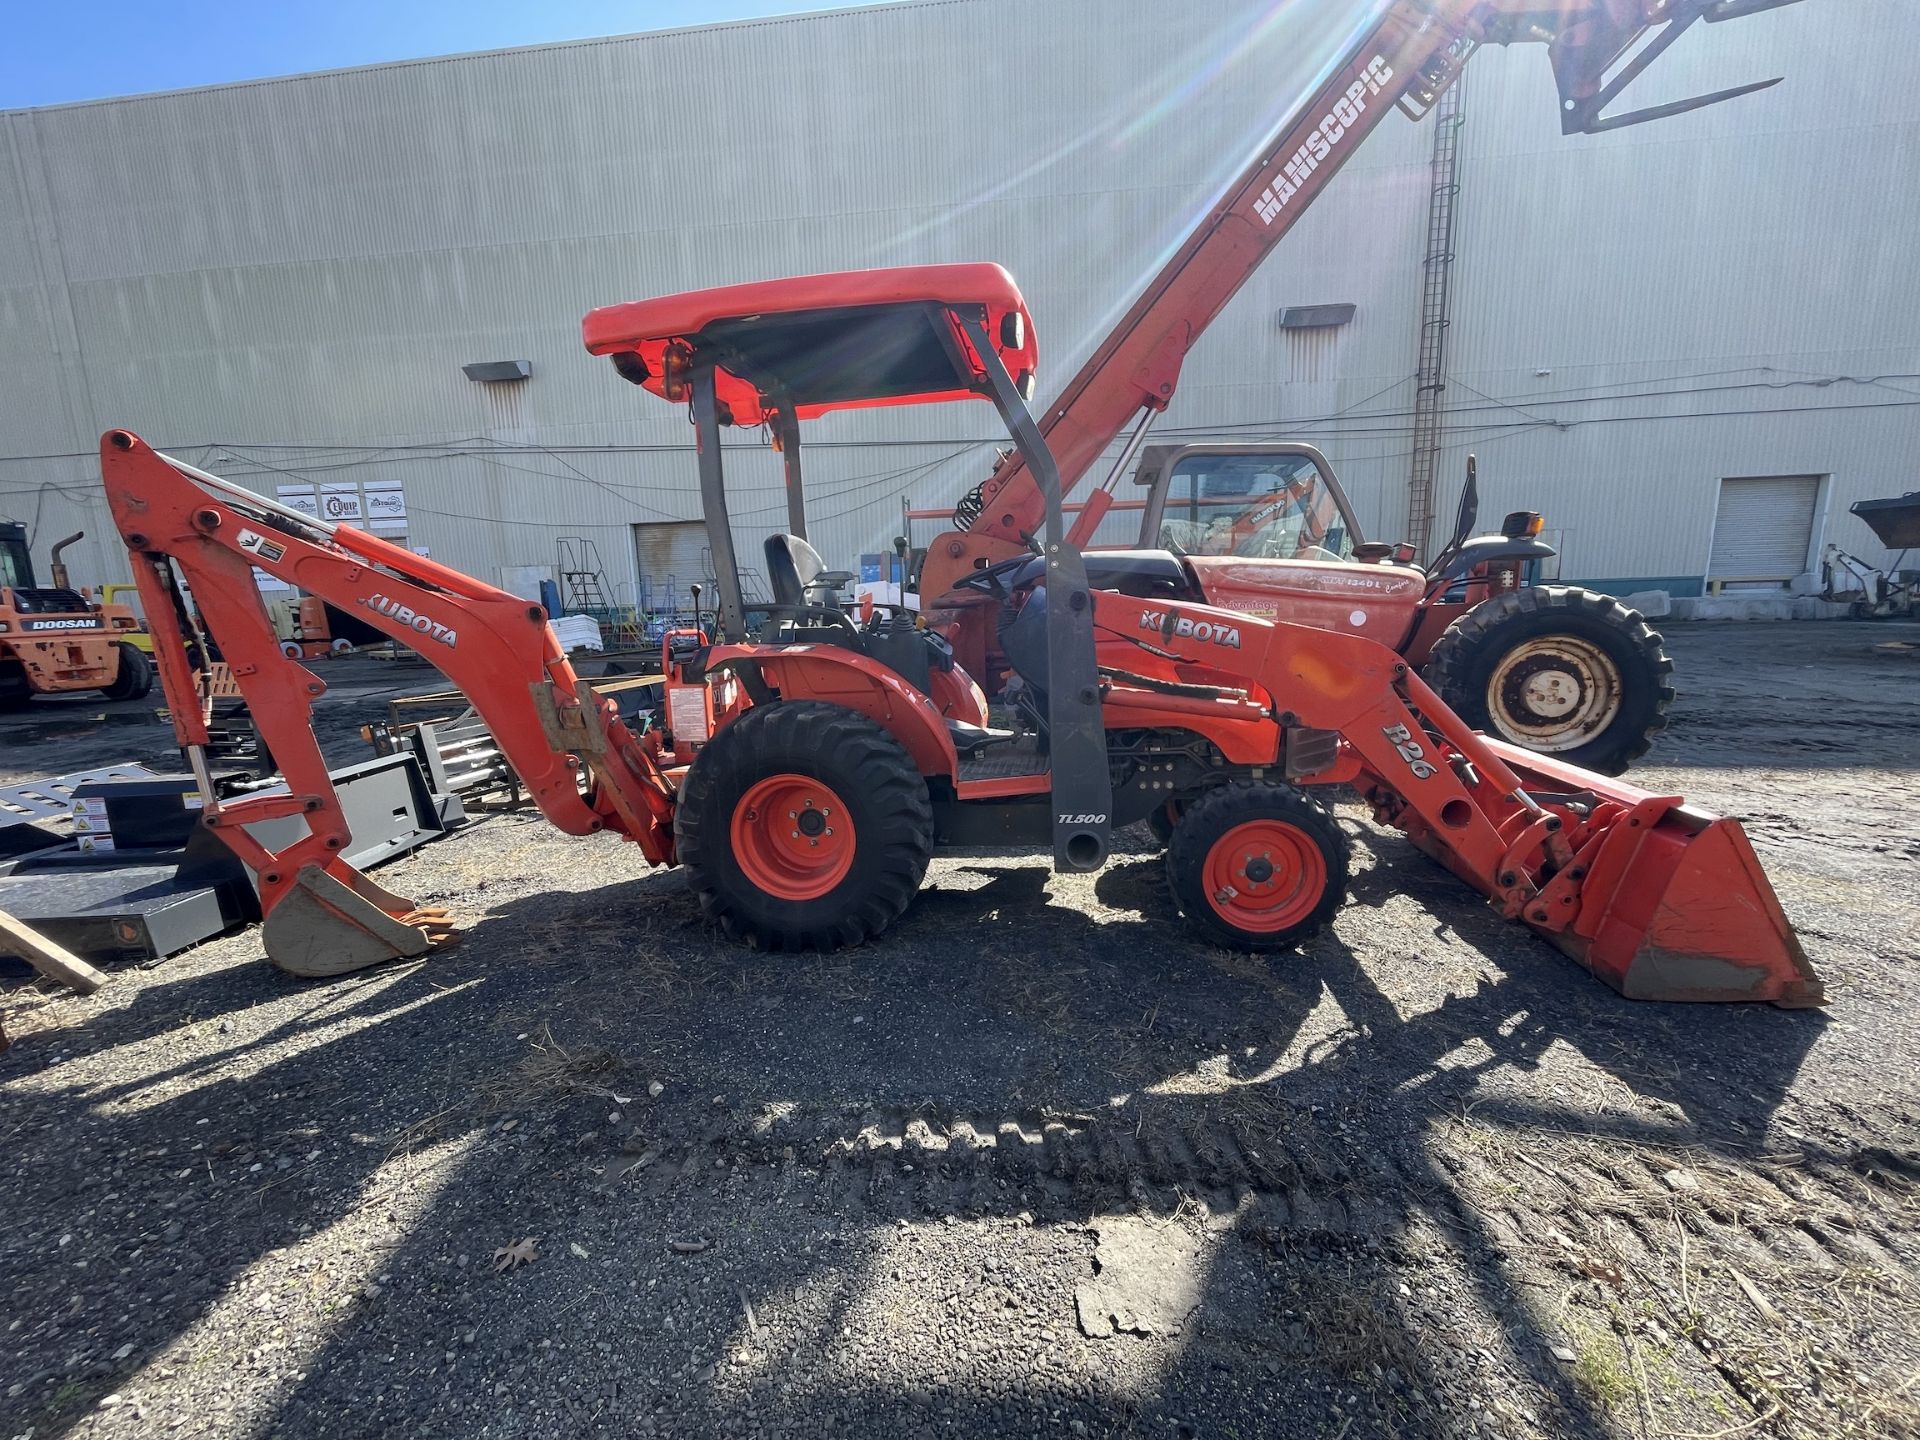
[998, 555, 1198, 693]
[764, 533, 854, 609]
[997, 585, 1052, 696]
[946, 715, 1015, 759]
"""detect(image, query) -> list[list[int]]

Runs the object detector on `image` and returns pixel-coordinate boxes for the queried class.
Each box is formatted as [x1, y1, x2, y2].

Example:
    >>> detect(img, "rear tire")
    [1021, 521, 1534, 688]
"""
[1423, 585, 1672, 776]
[99, 642, 153, 701]
[1166, 782, 1349, 951]
[674, 701, 934, 950]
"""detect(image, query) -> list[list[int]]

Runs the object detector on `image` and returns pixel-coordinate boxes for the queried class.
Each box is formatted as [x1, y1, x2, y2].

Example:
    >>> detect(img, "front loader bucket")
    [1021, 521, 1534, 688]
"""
[1555, 805, 1823, 1006]
[1476, 740, 1824, 1007]
[261, 864, 447, 978]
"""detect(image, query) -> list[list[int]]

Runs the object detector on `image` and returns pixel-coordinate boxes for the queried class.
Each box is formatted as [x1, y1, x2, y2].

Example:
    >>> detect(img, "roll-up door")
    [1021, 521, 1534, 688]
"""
[1708, 476, 1820, 589]
[632, 522, 711, 611]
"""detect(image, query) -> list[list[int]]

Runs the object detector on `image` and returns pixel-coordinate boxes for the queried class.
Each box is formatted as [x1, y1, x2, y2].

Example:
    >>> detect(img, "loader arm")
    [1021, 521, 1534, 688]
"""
[920, 0, 1805, 601]
[1087, 587, 1822, 1005]
[99, 430, 677, 976]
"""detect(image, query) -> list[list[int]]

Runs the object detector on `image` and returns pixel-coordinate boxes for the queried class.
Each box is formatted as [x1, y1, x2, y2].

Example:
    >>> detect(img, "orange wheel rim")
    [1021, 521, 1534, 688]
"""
[730, 774, 856, 902]
[1202, 819, 1326, 933]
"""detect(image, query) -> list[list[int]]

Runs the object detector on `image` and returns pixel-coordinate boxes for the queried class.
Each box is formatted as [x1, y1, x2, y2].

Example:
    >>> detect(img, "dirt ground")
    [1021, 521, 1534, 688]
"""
[1, 621, 1916, 1440]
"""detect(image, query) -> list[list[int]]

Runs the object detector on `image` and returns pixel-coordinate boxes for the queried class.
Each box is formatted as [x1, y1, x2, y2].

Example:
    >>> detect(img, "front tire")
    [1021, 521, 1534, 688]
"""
[674, 701, 934, 950]
[1166, 782, 1349, 951]
[1424, 586, 1672, 776]
[0, 662, 33, 709]
[99, 642, 153, 701]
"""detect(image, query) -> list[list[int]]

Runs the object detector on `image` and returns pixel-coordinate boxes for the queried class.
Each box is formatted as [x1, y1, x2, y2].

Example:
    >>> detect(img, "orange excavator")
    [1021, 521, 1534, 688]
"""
[96, 0, 1819, 1006]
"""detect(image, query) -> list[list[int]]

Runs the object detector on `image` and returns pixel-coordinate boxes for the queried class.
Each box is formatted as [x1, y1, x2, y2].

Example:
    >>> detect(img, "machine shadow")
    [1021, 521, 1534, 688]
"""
[6, 836, 1825, 1439]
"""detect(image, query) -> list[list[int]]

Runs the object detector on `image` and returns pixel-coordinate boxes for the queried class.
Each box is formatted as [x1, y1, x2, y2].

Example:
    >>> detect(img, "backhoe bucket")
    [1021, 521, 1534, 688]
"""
[260, 863, 450, 978]
[1479, 741, 1824, 1007]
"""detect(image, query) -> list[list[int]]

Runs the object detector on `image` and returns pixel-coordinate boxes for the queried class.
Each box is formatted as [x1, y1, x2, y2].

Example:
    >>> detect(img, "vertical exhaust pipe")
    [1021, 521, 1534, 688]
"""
[49, 531, 85, 590]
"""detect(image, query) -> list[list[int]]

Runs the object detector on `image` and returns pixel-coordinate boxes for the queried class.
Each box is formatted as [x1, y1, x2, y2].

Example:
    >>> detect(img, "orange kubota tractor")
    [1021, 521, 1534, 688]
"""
[95, 0, 1818, 1004]
[917, 0, 1814, 774]
[0, 522, 153, 706]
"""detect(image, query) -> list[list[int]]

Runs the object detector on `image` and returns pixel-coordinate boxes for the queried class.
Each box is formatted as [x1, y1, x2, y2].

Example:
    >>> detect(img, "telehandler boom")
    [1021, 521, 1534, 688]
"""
[917, 0, 1807, 772]
[925, 0, 1806, 592]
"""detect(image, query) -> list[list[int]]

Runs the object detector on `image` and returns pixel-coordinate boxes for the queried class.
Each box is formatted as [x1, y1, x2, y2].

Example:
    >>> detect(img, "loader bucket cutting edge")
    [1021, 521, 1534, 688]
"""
[260, 864, 439, 978]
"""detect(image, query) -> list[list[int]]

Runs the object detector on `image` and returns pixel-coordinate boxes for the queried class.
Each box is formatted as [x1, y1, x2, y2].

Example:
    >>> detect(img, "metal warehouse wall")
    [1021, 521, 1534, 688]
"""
[1436, 6, 1920, 594]
[2, 0, 1912, 607]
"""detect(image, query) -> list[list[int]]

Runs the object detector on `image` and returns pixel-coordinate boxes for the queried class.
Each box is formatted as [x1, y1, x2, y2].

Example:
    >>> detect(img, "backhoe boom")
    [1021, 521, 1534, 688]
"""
[99, 430, 676, 975]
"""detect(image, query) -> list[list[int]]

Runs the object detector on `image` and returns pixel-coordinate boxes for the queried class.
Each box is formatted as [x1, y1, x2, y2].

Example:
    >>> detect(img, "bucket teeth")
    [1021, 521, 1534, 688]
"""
[403, 909, 463, 945]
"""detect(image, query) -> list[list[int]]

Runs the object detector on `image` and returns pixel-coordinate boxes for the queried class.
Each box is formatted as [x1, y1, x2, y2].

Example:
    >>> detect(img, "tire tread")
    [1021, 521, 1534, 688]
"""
[1424, 584, 1672, 774]
[675, 702, 933, 951]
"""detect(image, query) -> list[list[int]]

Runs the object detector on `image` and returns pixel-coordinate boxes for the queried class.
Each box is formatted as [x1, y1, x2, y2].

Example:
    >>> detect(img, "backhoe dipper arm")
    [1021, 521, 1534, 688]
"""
[100, 430, 676, 975]
[922, 0, 1804, 598]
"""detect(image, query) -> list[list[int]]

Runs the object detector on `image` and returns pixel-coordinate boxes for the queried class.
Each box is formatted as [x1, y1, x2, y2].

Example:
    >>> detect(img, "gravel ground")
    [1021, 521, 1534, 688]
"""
[1, 620, 1916, 1440]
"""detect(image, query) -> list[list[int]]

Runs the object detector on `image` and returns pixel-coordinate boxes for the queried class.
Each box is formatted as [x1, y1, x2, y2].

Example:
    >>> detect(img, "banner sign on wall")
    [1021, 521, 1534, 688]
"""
[276, 484, 318, 520]
[363, 481, 407, 531]
[320, 484, 363, 522]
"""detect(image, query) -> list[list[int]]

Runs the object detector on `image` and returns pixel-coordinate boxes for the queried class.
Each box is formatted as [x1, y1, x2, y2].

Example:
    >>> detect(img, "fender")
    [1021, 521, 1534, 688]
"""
[707, 643, 962, 780]
[927, 661, 990, 729]
[1427, 535, 1557, 586]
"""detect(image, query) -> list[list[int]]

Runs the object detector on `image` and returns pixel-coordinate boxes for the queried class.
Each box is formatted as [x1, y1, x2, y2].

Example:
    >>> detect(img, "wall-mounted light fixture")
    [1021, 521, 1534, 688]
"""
[1278, 304, 1356, 330]
[462, 360, 532, 383]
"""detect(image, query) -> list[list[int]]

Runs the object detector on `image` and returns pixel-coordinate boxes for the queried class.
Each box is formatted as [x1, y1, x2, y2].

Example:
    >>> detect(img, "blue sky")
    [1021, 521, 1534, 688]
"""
[2, 1, 884, 108]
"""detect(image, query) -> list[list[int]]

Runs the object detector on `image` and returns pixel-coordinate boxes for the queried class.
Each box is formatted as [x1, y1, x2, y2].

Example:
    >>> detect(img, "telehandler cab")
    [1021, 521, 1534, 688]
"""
[102, 263, 1820, 1006]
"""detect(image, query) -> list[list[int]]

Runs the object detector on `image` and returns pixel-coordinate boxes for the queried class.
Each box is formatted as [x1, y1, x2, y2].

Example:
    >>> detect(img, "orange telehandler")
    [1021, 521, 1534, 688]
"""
[96, 0, 1819, 1005]
[918, 0, 1810, 774]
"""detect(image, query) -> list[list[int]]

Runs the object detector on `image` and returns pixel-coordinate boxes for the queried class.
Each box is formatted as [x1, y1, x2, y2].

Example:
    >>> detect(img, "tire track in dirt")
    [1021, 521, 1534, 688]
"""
[590, 1098, 1919, 1281]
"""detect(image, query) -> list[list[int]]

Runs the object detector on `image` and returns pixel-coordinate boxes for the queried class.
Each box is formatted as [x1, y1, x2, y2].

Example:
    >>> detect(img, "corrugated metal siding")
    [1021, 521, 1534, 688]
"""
[1, 0, 1914, 599]
[1434, 2, 1920, 582]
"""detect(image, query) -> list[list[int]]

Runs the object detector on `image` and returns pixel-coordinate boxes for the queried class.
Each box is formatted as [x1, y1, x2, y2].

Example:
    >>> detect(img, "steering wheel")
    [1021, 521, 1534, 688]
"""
[952, 552, 1042, 600]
